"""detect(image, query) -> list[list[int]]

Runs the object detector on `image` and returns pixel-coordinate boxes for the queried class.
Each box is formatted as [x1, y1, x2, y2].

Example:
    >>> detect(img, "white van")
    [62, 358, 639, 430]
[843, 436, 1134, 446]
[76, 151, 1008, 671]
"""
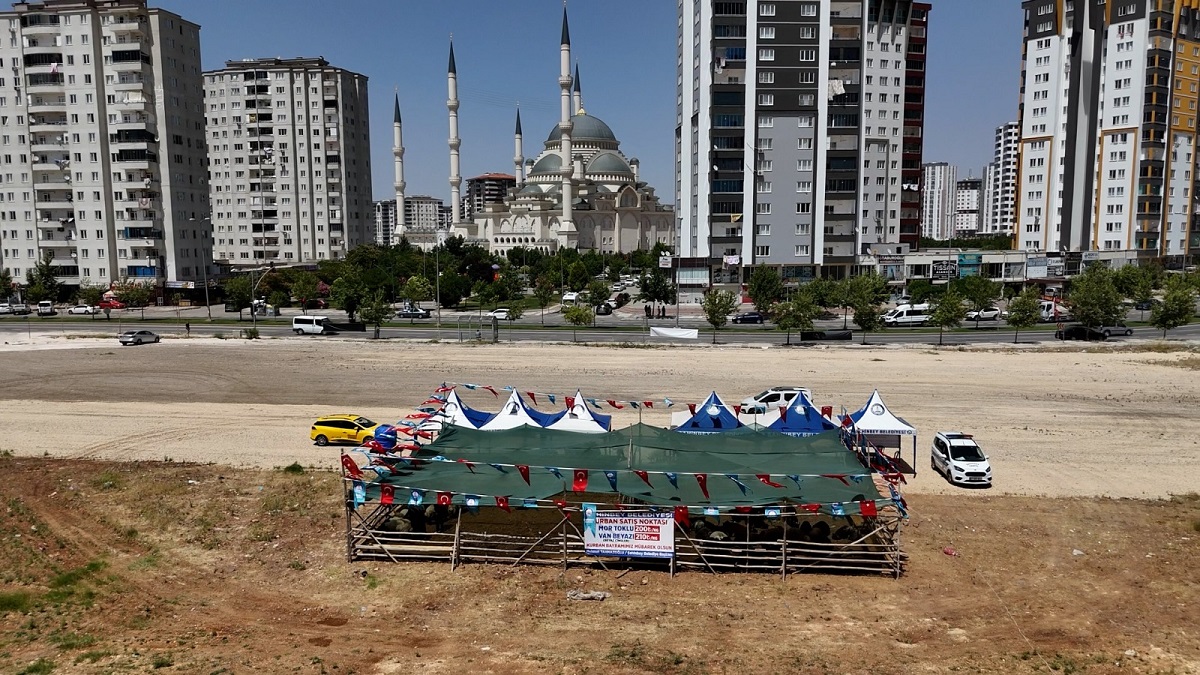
[1039, 300, 1072, 322]
[881, 303, 930, 327]
[561, 291, 579, 306]
[292, 315, 336, 335]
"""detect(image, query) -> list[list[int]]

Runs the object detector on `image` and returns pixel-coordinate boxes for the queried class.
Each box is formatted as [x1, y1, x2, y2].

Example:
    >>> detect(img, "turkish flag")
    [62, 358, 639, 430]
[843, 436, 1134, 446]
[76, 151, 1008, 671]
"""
[483, 386, 499, 398]
[607, 399, 624, 409]
[380, 484, 395, 505]
[673, 505, 690, 526]
[516, 464, 530, 485]
[642, 401, 654, 408]
[687, 403, 697, 415]
[526, 392, 537, 405]
[362, 439, 383, 452]
[340, 454, 362, 479]
[437, 492, 453, 506]
[757, 474, 784, 488]
[799, 503, 821, 513]
[565, 396, 576, 411]
[553, 498, 567, 509]
[859, 500, 878, 517]
[821, 474, 851, 486]
[457, 459, 476, 473]
[695, 473, 709, 499]
[572, 469, 589, 492]
[779, 405, 788, 422]
[634, 470, 653, 487]
[734, 506, 753, 514]
[495, 496, 511, 513]
[733, 404, 742, 415]
[841, 415, 853, 427]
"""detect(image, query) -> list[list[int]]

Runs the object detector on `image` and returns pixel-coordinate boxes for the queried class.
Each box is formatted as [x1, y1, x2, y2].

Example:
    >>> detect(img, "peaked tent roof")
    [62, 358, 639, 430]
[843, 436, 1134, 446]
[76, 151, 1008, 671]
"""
[479, 390, 565, 431]
[848, 390, 917, 435]
[545, 389, 611, 433]
[767, 394, 840, 437]
[434, 389, 493, 430]
[672, 392, 744, 434]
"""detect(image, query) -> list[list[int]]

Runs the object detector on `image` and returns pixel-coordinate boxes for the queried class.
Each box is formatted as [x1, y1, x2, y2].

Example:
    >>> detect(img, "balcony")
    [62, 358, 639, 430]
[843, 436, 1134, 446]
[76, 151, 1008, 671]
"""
[32, 174, 71, 188]
[39, 236, 78, 248]
[26, 73, 65, 92]
[113, 149, 158, 168]
[35, 197, 75, 211]
[20, 15, 62, 37]
[103, 16, 146, 35]
[30, 116, 69, 131]
[111, 95, 152, 111]
[124, 265, 162, 279]
[32, 154, 70, 171]
[112, 75, 149, 91]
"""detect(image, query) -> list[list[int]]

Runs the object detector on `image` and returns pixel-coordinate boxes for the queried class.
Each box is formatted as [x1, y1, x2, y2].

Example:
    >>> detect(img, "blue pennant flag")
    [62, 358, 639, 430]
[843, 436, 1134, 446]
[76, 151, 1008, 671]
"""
[464, 495, 480, 514]
[664, 472, 679, 488]
[408, 489, 424, 506]
[463, 383, 478, 390]
[522, 498, 538, 509]
[352, 480, 365, 508]
[664, 397, 674, 408]
[830, 502, 845, 517]
[604, 470, 618, 491]
[725, 474, 749, 495]
[502, 385, 514, 392]
[703, 507, 720, 517]
[587, 398, 601, 409]
[849, 474, 865, 484]
[546, 393, 556, 405]
[764, 507, 781, 519]
[787, 474, 803, 490]
[546, 467, 564, 480]
[431, 455, 448, 462]
[488, 463, 508, 474]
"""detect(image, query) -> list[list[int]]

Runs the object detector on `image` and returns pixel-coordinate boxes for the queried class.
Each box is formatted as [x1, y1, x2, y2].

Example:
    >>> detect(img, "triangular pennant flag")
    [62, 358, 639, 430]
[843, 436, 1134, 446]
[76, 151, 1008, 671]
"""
[799, 503, 821, 513]
[463, 383, 478, 390]
[340, 454, 363, 479]
[380, 484, 395, 505]
[703, 507, 720, 517]
[634, 470, 653, 487]
[465, 495, 480, 514]
[457, 458, 477, 474]
[664, 397, 674, 408]
[821, 474, 851, 486]
[841, 415, 853, 427]
[643, 401, 654, 409]
[546, 393, 556, 405]
[779, 405, 788, 422]
[436, 491, 452, 506]
[572, 469, 589, 492]
[351, 480, 365, 508]
[687, 403, 697, 415]
[733, 404, 742, 416]
[435, 384, 455, 393]
[606, 399, 624, 409]
[483, 385, 499, 398]
[757, 474, 785, 488]
[830, 503, 846, 517]
[695, 473, 709, 499]
[488, 463, 508, 474]
[522, 498, 538, 509]
[495, 496, 511, 513]
[526, 391, 537, 405]
[673, 505, 690, 527]
[565, 396, 575, 410]
[546, 466, 564, 480]
[553, 498, 568, 509]
[408, 489, 425, 506]
[734, 506, 753, 514]
[516, 464, 530, 484]
[665, 472, 679, 489]
[629, 401, 640, 409]
[787, 474, 802, 490]
[362, 439, 384, 452]
[725, 474, 748, 495]
[859, 500, 878, 517]
[764, 507, 781, 519]
[604, 470, 618, 491]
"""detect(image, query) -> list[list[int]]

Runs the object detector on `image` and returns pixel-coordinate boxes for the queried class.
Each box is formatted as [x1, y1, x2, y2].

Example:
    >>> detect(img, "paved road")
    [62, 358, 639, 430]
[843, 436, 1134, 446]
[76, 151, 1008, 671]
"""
[4, 315, 1198, 346]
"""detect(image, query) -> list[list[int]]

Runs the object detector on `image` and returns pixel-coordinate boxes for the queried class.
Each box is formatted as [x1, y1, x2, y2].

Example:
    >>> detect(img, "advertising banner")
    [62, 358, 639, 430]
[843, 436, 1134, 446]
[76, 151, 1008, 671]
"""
[582, 504, 675, 559]
[1026, 256, 1049, 279]
[957, 253, 982, 278]
[932, 259, 958, 281]
[659, 255, 673, 269]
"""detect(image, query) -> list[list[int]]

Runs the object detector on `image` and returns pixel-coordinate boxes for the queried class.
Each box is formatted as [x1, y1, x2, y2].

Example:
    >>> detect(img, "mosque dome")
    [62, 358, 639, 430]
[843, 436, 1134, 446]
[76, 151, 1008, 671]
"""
[546, 113, 617, 143]
[518, 183, 544, 194]
[587, 152, 632, 175]
[529, 153, 562, 175]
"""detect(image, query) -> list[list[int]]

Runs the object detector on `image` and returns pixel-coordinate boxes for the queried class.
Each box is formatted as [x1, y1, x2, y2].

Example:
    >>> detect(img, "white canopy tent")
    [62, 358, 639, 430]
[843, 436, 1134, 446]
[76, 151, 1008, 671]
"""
[545, 390, 611, 433]
[846, 389, 918, 474]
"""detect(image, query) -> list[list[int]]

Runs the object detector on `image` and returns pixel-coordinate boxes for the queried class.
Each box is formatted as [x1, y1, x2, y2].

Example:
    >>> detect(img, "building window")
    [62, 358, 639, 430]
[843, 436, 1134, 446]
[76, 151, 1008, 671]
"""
[759, 48, 775, 62]
[759, 26, 775, 39]
[759, 3, 776, 16]
[755, 245, 770, 257]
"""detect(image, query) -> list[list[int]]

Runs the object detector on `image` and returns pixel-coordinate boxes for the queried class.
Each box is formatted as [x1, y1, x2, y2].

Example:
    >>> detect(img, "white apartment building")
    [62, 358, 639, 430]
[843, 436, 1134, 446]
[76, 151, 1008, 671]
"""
[920, 162, 955, 240]
[372, 198, 394, 246]
[954, 176, 982, 236]
[984, 121, 1018, 234]
[372, 194, 442, 246]
[204, 57, 371, 266]
[0, 0, 209, 289]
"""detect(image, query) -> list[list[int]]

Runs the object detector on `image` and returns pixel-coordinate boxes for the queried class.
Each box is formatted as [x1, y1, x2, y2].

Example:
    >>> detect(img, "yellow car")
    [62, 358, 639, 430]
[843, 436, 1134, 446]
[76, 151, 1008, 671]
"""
[310, 414, 381, 446]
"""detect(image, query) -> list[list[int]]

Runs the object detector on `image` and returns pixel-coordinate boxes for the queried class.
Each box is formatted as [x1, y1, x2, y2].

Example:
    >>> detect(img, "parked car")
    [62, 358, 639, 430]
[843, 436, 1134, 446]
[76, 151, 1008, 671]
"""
[1097, 323, 1133, 337]
[0, 303, 12, 315]
[98, 299, 126, 310]
[965, 306, 1001, 321]
[118, 330, 160, 345]
[395, 307, 431, 319]
[310, 414, 381, 446]
[67, 304, 99, 315]
[1055, 324, 1108, 341]
[731, 311, 766, 324]
[1134, 299, 1160, 311]
[594, 303, 613, 316]
[931, 431, 992, 487]
[740, 386, 814, 414]
[9, 303, 31, 315]
[36, 300, 57, 316]
[488, 308, 512, 321]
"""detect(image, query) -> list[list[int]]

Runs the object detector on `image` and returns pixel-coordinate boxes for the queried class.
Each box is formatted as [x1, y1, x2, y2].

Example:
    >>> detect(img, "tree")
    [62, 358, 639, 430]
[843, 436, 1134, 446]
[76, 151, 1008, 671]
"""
[505, 305, 525, 321]
[770, 290, 818, 346]
[1150, 279, 1196, 338]
[78, 284, 104, 307]
[358, 289, 392, 339]
[331, 268, 367, 321]
[804, 277, 835, 312]
[906, 279, 940, 304]
[115, 279, 154, 319]
[951, 275, 1000, 328]
[224, 275, 252, 320]
[533, 275, 556, 325]
[1005, 287, 1042, 343]
[24, 251, 62, 303]
[437, 271, 471, 308]
[637, 269, 677, 312]
[748, 265, 784, 313]
[0, 267, 13, 301]
[401, 274, 434, 307]
[472, 279, 498, 311]
[829, 278, 852, 329]
[851, 300, 884, 345]
[567, 261, 591, 292]
[563, 304, 593, 342]
[1067, 264, 1124, 328]
[929, 290, 967, 346]
[586, 279, 611, 308]
[701, 289, 738, 344]
[290, 272, 320, 311]
[606, 259, 627, 282]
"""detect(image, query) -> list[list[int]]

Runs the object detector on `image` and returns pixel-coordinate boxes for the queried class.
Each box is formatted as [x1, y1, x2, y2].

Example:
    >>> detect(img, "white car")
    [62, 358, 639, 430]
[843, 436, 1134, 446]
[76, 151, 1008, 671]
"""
[488, 308, 512, 321]
[965, 307, 1001, 321]
[0, 303, 12, 315]
[68, 304, 99, 315]
[931, 431, 992, 487]
[740, 386, 813, 414]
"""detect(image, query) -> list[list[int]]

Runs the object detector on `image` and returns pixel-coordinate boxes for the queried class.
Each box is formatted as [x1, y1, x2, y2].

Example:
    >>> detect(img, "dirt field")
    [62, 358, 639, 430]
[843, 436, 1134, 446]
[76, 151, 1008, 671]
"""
[1, 339, 1199, 673]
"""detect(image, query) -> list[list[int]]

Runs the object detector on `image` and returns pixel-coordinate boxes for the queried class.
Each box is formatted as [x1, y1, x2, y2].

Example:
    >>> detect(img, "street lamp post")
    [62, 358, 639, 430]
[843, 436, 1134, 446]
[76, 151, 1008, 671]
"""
[189, 216, 213, 321]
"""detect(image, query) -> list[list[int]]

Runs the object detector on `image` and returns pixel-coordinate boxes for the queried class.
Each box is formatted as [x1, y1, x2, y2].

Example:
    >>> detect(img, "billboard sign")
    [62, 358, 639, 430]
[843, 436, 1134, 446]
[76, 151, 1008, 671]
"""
[582, 504, 674, 559]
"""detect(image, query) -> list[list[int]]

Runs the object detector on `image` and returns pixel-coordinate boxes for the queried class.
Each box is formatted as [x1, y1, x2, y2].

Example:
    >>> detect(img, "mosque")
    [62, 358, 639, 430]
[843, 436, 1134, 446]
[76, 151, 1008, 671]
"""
[390, 7, 674, 255]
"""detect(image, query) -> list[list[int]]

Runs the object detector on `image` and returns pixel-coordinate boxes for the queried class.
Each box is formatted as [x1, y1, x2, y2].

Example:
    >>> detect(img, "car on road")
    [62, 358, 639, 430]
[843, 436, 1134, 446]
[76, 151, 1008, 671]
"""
[594, 303, 613, 316]
[1098, 322, 1133, 337]
[67, 304, 99, 315]
[310, 414, 381, 446]
[99, 299, 126, 310]
[1054, 324, 1108, 341]
[118, 329, 160, 345]
[395, 307, 431, 319]
[740, 386, 813, 414]
[9, 303, 31, 315]
[731, 311, 766, 324]
[931, 431, 992, 487]
[488, 308, 513, 321]
[965, 306, 1001, 321]
[0, 303, 11, 315]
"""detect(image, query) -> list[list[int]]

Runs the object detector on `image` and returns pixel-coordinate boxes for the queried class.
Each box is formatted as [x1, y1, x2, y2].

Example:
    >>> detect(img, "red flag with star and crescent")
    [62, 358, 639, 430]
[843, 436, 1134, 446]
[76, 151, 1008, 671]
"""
[572, 469, 589, 492]
[695, 473, 709, 499]
[437, 492, 453, 506]
[516, 464, 530, 484]
[495, 496, 511, 513]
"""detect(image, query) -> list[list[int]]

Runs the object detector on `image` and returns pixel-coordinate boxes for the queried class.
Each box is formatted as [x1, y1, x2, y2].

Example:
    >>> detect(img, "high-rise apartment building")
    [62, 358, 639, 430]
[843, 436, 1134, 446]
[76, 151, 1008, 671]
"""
[372, 198, 395, 246]
[405, 195, 443, 233]
[461, 173, 514, 221]
[0, 0, 208, 288]
[984, 121, 1018, 235]
[1017, 0, 1199, 259]
[920, 162, 956, 240]
[954, 176, 982, 236]
[677, 0, 929, 282]
[204, 57, 371, 266]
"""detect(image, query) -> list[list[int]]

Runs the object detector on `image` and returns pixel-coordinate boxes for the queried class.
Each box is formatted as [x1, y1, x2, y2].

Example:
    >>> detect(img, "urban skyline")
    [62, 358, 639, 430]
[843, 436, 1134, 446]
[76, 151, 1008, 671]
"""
[154, 0, 1025, 207]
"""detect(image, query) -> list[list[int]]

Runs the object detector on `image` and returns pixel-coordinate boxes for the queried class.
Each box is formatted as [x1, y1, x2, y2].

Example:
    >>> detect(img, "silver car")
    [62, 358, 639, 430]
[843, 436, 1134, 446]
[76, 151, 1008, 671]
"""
[118, 330, 160, 346]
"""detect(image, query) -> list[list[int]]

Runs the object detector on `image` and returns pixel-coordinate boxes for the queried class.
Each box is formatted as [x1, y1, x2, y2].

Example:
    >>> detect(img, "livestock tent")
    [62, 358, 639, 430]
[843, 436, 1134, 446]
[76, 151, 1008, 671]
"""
[670, 392, 744, 433]
[478, 390, 565, 431]
[544, 390, 612, 433]
[846, 389, 918, 474]
[766, 394, 840, 437]
[431, 389, 494, 430]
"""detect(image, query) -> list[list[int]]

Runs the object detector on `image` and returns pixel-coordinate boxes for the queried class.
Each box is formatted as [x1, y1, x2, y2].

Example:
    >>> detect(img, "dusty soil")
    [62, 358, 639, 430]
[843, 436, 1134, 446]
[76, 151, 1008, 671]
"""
[0, 339, 1199, 673]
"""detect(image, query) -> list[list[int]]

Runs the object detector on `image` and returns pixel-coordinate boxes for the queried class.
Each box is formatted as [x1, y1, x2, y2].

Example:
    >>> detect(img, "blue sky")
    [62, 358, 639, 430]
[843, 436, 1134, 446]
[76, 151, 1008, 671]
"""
[156, 0, 1022, 202]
